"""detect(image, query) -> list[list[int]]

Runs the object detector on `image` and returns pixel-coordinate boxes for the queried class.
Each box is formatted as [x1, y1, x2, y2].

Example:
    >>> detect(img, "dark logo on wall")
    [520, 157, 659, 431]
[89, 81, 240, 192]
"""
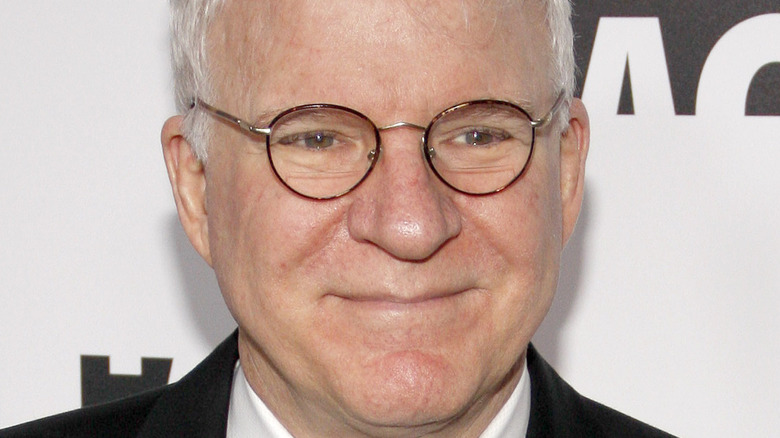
[81, 356, 172, 407]
[572, 1, 780, 115]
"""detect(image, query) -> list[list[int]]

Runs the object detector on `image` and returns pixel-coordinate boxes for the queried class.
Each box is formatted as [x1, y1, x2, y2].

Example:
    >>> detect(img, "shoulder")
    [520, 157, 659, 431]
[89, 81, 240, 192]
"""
[0, 331, 239, 438]
[0, 388, 164, 438]
[526, 345, 677, 438]
[568, 393, 675, 437]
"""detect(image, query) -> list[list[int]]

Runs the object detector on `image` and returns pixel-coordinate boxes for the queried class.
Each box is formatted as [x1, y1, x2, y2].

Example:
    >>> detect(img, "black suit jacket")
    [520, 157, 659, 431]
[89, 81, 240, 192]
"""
[0, 331, 675, 437]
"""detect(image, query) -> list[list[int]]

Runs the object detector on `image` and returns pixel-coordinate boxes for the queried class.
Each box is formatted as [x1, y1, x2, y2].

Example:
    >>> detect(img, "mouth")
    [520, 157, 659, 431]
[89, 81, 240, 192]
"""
[335, 288, 467, 304]
[320, 287, 487, 349]
[325, 287, 484, 316]
[328, 288, 475, 306]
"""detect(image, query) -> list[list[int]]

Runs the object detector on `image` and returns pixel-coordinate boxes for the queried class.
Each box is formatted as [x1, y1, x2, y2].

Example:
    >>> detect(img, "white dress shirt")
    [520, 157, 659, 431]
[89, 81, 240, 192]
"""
[227, 358, 531, 438]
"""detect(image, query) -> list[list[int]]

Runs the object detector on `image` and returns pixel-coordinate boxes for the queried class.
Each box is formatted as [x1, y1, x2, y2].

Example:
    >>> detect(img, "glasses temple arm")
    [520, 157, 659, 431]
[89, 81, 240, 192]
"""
[530, 91, 566, 128]
[191, 98, 271, 136]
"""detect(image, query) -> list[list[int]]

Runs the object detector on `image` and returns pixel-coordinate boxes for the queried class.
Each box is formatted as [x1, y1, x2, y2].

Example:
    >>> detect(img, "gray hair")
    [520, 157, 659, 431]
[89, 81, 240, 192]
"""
[169, 0, 575, 160]
[169, 0, 224, 160]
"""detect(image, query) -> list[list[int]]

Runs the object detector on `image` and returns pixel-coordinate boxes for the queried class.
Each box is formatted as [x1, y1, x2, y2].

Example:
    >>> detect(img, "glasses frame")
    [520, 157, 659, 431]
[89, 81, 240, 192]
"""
[192, 92, 565, 200]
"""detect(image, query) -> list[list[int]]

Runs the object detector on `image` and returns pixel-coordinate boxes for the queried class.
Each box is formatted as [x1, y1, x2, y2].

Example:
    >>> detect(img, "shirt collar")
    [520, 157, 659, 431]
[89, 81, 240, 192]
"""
[227, 358, 530, 437]
[226, 361, 293, 438]
[479, 358, 531, 438]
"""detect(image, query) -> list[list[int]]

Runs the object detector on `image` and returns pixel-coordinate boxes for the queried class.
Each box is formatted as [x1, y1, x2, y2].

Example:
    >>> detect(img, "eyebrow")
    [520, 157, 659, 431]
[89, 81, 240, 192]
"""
[447, 95, 537, 114]
[253, 107, 286, 126]
[251, 95, 541, 126]
[507, 97, 536, 115]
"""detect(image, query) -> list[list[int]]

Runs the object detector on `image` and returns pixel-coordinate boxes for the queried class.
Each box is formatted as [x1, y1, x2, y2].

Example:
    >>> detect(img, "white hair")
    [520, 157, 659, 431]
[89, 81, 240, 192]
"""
[168, 0, 575, 160]
[544, 0, 575, 131]
[169, 0, 225, 160]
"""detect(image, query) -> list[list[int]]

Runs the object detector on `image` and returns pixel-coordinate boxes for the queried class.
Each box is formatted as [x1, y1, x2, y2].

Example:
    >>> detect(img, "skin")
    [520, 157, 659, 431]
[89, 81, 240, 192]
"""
[162, 0, 590, 436]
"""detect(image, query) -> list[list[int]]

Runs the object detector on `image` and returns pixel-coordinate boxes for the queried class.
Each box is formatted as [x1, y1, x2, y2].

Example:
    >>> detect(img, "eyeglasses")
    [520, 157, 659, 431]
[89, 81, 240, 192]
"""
[193, 92, 565, 199]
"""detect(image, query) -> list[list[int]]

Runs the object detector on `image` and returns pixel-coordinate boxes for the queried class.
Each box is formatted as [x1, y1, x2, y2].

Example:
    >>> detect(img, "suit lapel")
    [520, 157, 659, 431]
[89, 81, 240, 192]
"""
[136, 330, 239, 438]
[525, 344, 584, 437]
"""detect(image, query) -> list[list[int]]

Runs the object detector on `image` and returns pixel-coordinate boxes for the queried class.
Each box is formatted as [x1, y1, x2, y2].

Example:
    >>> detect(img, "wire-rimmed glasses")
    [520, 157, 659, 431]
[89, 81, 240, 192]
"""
[193, 92, 565, 199]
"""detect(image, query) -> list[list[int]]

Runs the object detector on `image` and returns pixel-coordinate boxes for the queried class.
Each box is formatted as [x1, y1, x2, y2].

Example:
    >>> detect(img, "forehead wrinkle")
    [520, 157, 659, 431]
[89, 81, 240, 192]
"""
[370, 0, 540, 114]
[395, 0, 548, 92]
[399, 0, 513, 47]
[212, 2, 416, 115]
[209, 0, 281, 112]
[212, 0, 549, 121]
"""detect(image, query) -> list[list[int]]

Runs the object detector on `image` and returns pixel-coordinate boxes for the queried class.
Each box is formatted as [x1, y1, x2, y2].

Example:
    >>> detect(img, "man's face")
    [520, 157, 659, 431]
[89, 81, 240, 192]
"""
[167, 0, 587, 435]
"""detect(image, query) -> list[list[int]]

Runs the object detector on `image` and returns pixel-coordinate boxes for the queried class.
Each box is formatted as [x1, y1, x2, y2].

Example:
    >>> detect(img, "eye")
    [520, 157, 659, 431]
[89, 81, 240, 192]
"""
[277, 131, 336, 150]
[455, 128, 509, 147]
[303, 132, 334, 149]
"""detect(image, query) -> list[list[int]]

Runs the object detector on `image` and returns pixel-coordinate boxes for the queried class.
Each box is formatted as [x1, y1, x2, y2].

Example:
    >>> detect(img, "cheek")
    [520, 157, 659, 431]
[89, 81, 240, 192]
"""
[477, 183, 559, 275]
[204, 153, 282, 311]
[204, 152, 349, 318]
[512, 138, 564, 261]
[476, 149, 562, 331]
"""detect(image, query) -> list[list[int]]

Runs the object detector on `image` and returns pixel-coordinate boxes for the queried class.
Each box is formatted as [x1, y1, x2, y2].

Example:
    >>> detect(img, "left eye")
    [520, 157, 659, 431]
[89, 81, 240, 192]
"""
[303, 132, 334, 149]
[455, 129, 509, 147]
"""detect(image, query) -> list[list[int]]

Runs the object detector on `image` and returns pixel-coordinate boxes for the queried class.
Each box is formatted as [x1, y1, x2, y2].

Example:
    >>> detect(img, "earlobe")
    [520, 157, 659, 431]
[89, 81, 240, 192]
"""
[559, 98, 590, 248]
[161, 116, 212, 266]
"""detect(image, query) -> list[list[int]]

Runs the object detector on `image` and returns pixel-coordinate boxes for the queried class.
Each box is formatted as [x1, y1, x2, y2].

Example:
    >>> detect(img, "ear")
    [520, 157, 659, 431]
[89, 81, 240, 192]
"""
[161, 116, 212, 266]
[559, 98, 590, 248]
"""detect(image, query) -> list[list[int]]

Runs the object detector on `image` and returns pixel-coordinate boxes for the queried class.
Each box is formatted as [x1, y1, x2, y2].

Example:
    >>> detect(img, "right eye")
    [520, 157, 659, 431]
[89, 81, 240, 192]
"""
[277, 131, 337, 150]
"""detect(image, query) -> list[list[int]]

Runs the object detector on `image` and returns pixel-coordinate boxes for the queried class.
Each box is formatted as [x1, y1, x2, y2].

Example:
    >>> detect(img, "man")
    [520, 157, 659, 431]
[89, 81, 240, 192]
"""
[0, 0, 674, 436]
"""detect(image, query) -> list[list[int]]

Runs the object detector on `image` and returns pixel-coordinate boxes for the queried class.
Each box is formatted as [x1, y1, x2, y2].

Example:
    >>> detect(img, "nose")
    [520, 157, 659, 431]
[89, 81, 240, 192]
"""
[347, 129, 462, 261]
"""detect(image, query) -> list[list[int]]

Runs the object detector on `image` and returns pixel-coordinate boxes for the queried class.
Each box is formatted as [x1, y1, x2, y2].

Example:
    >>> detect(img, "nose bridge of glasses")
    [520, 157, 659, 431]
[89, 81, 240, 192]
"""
[377, 121, 428, 154]
[378, 121, 427, 132]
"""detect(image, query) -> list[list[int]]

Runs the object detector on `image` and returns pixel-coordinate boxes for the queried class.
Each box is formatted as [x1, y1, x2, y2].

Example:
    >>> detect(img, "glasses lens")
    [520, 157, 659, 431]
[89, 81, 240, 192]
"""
[426, 101, 534, 194]
[268, 107, 378, 199]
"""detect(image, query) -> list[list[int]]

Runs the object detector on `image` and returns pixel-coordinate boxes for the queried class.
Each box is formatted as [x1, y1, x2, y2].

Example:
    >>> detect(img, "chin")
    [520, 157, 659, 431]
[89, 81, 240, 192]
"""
[334, 348, 485, 431]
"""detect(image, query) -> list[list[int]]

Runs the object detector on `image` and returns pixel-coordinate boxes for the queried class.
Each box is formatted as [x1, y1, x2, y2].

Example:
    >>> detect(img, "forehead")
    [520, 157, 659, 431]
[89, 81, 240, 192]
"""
[209, 0, 551, 115]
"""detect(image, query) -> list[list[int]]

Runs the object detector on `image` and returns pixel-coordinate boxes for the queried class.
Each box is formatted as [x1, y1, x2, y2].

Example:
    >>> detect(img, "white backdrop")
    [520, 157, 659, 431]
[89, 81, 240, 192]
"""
[1, 3, 778, 437]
